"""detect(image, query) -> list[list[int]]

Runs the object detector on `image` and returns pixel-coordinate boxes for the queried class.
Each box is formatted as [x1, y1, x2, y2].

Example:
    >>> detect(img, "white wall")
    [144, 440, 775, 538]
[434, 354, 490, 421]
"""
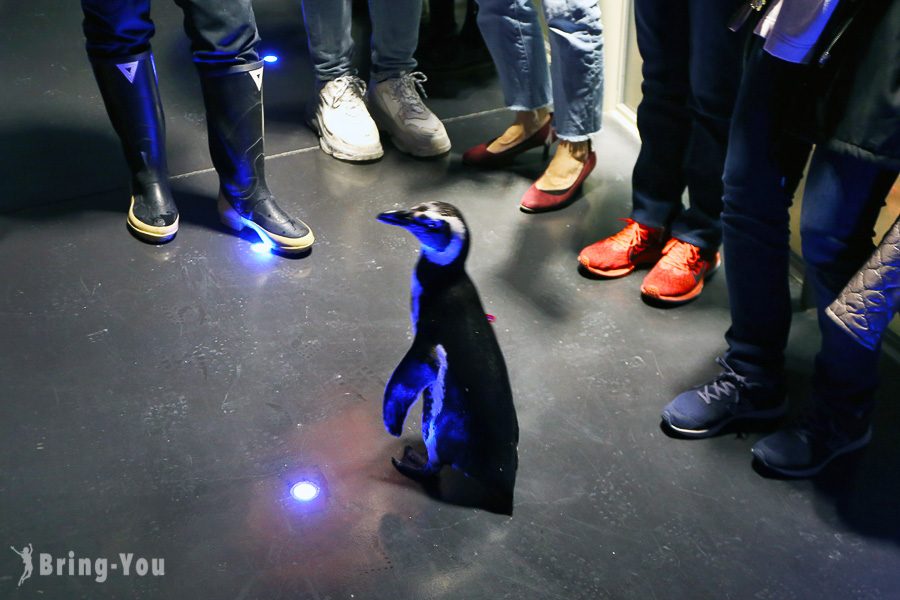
[599, 0, 631, 113]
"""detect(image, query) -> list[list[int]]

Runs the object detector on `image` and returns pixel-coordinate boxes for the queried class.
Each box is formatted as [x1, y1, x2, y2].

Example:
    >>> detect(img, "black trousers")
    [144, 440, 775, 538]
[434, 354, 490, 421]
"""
[630, 0, 746, 251]
[81, 0, 260, 68]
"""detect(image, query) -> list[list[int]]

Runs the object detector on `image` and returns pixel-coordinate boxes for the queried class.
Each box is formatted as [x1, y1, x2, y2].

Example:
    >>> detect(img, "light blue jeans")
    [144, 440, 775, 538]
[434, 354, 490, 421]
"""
[475, 0, 604, 141]
[301, 0, 422, 85]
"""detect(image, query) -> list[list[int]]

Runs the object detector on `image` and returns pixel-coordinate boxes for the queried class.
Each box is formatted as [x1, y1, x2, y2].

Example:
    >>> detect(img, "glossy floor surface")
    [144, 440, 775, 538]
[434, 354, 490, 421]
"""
[1, 2, 899, 599]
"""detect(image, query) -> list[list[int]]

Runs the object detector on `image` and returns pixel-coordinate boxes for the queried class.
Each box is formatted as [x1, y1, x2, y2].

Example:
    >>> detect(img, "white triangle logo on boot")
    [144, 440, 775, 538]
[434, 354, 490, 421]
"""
[249, 67, 263, 91]
[116, 61, 139, 83]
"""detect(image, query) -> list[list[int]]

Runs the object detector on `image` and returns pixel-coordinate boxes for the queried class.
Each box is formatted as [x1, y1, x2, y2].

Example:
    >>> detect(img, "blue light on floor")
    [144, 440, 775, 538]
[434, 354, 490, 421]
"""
[262, 54, 279, 64]
[290, 481, 320, 502]
[243, 220, 275, 254]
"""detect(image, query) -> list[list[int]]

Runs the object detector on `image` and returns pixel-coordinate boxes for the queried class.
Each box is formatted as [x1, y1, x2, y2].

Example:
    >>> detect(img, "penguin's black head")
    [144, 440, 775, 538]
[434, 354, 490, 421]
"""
[377, 201, 469, 266]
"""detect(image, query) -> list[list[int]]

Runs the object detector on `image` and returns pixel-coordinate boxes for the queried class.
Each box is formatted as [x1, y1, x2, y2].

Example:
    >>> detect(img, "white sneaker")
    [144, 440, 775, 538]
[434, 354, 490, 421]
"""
[368, 72, 451, 157]
[309, 75, 383, 162]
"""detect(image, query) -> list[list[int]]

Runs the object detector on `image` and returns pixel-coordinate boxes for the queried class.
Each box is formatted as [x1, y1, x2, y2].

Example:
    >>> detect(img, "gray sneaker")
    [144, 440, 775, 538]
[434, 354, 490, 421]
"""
[368, 72, 451, 157]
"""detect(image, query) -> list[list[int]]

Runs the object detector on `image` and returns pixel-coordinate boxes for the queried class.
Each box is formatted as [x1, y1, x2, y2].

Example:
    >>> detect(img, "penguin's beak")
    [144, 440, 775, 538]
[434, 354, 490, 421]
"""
[376, 209, 415, 227]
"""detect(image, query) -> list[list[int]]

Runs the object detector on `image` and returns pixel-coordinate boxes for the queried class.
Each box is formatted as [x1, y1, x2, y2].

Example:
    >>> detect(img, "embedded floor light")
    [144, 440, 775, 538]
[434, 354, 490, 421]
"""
[262, 54, 279, 64]
[290, 481, 320, 502]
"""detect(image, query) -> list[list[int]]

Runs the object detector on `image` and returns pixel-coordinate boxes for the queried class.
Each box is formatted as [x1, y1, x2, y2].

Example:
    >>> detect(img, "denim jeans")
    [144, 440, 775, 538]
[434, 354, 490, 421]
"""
[721, 42, 898, 411]
[474, 0, 603, 141]
[301, 0, 422, 85]
[81, 0, 260, 68]
[630, 0, 746, 251]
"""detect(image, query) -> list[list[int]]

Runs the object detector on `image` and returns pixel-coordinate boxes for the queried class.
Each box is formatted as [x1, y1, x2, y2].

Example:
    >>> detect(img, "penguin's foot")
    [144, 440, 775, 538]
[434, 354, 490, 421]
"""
[391, 445, 440, 481]
[218, 193, 315, 254]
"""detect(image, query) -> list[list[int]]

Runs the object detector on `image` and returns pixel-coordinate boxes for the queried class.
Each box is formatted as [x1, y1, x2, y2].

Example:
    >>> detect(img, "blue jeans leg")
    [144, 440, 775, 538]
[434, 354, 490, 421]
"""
[175, 0, 261, 69]
[632, 0, 744, 250]
[801, 148, 897, 412]
[542, 0, 604, 141]
[82, 0, 155, 59]
[301, 0, 354, 84]
[474, 0, 552, 111]
[721, 43, 811, 382]
[369, 0, 422, 81]
[82, 0, 260, 67]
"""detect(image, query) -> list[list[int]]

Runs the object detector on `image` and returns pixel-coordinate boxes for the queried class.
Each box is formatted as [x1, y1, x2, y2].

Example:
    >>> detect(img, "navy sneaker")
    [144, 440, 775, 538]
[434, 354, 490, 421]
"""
[751, 406, 873, 477]
[661, 357, 787, 438]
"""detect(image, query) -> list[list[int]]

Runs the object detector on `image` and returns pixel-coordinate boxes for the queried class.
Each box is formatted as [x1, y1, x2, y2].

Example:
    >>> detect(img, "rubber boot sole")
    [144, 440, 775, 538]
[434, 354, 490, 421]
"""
[218, 195, 315, 254]
[126, 197, 178, 244]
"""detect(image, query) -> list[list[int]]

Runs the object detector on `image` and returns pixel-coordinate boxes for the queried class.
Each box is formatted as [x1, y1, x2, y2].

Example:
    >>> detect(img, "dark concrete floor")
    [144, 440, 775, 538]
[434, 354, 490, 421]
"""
[1, 2, 899, 599]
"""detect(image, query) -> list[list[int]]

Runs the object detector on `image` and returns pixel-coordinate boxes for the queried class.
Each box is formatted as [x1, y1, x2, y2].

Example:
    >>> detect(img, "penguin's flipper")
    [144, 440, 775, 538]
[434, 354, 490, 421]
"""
[391, 445, 440, 481]
[383, 341, 438, 436]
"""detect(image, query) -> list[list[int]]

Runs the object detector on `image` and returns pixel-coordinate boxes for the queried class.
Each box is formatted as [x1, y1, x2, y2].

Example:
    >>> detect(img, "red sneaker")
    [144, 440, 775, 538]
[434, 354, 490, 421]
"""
[578, 219, 667, 278]
[640, 238, 721, 304]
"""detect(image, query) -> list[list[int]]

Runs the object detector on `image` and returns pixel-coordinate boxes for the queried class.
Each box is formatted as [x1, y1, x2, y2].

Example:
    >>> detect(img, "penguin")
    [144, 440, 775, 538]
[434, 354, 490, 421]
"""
[377, 201, 519, 512]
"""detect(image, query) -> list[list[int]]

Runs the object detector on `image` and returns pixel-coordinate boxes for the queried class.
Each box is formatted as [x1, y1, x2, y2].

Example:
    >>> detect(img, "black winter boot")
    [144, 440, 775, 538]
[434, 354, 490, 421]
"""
[90, 51, 179, 243]
[198, 62, 314, 253]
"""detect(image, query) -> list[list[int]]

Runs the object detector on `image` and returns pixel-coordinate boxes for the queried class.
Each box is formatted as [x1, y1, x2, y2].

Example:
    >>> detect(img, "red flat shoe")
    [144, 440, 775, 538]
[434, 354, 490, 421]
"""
[462, 118, 555, 168]
[519, 151, 597, 213]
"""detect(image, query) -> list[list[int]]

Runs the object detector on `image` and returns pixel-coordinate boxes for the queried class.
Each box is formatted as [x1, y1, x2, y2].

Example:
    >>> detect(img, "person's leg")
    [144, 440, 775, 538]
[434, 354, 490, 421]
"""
[540, 0, 603, 143]
[368, 0, 422, 82]
[82, 0, 178, 243]
[668, 0, 745, 252]
[638, 0, 746, 304]
[299, 0, 381, 161]
[300, 0, 354, 85]
[174, 0, 260, 68]
[516, 0, 603, 213]
[720, 44, 811, 382]
[629, 0, 690, 230]
[82, 0, 155, 59]
[179, 0, 315, 252]
[750, 148, 897, 476]
[474, 0, 551, 114]
[660, 42, 810, 437]
[461, 0, 553, 167]
[366, 0, 451, 157]
[803, 150, 895, 408]
[578, 0, 683, 278]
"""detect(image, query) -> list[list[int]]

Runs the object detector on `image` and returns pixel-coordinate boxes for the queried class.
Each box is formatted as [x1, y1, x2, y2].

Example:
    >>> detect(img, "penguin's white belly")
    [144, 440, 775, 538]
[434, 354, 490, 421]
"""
[424, 344, 448, 463]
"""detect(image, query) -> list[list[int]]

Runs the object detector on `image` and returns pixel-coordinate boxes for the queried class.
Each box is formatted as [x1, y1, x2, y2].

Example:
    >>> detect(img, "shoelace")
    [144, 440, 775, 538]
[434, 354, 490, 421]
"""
[389, 72, 429, 120]
[658, 239, 702, 273]
[609, 219, 653, 251]
[329, 75, 368, 111]
[697, 357, 750, 404]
